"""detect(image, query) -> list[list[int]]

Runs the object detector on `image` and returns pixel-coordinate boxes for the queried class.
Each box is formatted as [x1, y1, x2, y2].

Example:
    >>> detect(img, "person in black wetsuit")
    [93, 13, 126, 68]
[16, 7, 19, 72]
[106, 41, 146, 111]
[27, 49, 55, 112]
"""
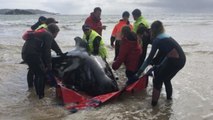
[22, 24, 62, 99]
[25, 16, 47, 88]
[136, 20, 186, 106]
[25, 18, 62, 89]
[136, 26, 152, 68]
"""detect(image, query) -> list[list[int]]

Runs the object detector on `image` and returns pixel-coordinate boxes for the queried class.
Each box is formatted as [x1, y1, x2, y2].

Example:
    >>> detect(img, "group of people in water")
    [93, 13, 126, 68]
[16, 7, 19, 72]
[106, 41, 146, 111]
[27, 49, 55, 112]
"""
[21, 7, 186, 106]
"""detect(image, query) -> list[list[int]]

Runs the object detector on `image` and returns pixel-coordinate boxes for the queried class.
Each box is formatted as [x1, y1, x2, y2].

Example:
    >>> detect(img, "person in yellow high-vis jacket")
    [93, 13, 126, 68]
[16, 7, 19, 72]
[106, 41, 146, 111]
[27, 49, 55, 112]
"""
[82, 24, 107, 59]
[132, 9, 149, 33]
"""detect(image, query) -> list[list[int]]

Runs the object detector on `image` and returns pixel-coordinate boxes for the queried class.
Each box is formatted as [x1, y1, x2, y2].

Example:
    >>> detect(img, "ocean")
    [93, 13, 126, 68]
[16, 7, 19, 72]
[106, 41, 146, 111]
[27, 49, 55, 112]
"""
[0, 13, 213, 120]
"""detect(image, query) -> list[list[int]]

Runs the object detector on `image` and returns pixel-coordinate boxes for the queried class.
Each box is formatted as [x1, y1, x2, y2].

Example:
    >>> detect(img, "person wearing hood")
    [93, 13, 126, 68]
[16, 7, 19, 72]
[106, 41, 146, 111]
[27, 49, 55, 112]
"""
[112, 26, 142, 85]
[85, 7, 106, 36]
[110, 11, 133, 60]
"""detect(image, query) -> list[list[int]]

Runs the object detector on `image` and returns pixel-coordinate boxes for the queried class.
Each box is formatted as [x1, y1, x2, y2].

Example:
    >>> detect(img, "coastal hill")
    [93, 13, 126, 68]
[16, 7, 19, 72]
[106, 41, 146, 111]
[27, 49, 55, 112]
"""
[0, 9, 57, 15]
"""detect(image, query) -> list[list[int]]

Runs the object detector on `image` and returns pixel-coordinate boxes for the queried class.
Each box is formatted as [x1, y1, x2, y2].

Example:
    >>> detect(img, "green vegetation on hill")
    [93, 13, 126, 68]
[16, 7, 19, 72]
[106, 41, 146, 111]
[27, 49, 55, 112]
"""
[5, 9, 34, 15]
[0, 9, 57, 15]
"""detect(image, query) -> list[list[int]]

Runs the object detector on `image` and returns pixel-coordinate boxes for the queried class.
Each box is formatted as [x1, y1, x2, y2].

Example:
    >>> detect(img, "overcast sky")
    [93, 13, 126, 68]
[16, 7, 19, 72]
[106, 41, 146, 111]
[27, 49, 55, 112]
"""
[0, 0, 212, 14]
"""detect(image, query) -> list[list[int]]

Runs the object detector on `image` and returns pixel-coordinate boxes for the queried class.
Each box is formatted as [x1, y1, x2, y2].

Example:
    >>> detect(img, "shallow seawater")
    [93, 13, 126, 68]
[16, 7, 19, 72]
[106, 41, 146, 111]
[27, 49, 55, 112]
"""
[0, 14, 213, 120]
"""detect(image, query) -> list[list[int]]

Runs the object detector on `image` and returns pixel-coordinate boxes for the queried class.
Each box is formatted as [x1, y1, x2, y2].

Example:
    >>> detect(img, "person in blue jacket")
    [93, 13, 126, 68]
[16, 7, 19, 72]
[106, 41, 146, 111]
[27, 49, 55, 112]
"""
[136, 20, 186, 106]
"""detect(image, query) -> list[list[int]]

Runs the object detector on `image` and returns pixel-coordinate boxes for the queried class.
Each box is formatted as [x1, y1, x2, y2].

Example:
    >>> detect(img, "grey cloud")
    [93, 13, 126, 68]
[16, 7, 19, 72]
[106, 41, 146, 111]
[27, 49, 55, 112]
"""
[137, 0, 213, 13]
[1, 0, 212, 14]
[44, 0, 152, 14]
[49, 0, 213, 14]
[42, 1, 85, 14]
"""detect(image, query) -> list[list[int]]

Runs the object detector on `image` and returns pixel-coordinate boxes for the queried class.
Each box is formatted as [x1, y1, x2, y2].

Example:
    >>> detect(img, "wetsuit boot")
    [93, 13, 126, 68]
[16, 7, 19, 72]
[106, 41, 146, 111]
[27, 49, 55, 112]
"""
[151, 88, 161, 106]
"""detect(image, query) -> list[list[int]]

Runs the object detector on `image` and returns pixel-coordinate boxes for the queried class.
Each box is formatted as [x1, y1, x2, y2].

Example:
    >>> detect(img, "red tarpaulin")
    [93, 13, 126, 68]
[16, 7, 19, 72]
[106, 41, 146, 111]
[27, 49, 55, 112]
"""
[56, 75, 148, 111]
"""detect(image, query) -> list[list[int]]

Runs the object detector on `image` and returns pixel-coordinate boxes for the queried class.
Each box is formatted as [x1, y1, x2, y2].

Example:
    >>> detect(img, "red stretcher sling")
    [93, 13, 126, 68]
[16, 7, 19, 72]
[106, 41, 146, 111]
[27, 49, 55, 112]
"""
[55, 75, 148, 111]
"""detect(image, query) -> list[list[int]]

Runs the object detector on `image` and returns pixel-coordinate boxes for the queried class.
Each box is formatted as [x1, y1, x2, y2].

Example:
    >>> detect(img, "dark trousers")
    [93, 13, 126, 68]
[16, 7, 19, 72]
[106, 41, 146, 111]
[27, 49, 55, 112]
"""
[153, 57, 185, 98]
[125, 70, 137, 85]
[27, 68, 34, 88]
[114, 40, 121, 60]
[25, 55, 46, 99]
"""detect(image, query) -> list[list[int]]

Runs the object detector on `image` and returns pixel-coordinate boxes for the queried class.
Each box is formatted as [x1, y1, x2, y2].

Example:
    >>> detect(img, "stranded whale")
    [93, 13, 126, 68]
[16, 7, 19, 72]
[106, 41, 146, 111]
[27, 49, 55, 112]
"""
[52, 37, 118, 96]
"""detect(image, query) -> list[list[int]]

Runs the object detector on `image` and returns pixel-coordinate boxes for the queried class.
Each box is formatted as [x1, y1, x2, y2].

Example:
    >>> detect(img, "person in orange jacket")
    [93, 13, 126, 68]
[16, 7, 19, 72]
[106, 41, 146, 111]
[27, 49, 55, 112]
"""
[110, 11, 133, 60]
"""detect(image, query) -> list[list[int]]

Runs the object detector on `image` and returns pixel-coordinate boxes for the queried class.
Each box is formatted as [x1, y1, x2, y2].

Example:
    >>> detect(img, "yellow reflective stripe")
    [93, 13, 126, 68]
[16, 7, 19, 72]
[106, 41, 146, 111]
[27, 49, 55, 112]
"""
[35, 24, 47, 31]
